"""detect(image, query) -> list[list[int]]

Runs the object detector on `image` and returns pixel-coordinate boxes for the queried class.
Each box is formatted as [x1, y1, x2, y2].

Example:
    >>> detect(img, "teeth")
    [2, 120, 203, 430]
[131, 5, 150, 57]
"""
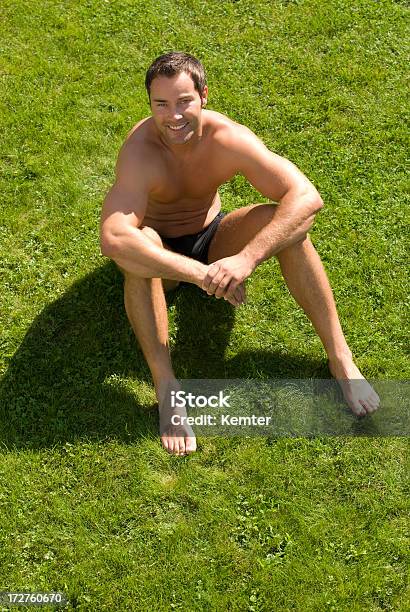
[168, 123, 188, 131]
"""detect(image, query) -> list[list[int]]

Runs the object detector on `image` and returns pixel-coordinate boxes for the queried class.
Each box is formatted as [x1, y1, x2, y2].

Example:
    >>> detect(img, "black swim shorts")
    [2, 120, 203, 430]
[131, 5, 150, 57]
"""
[160, 212, 225, 264]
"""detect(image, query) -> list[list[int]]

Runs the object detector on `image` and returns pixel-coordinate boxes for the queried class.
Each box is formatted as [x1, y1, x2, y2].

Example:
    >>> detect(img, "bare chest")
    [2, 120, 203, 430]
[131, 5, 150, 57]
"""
[150, 153, 228, 203]
[142, 129, 237, 235]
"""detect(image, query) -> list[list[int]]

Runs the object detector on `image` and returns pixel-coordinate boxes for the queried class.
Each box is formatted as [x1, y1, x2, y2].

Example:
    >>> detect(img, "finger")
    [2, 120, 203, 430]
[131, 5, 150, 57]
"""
[234, 286, 244, 305]
[226, 283, 243, 306]
[241, 283, 247, 304]
[214, 276, 231, 298]
[236, 282, 246, 305]
[224, 280, 241, 304]
[204, 270, 226, 295]
[224, 285, 241, 307]
[202, 263, 220, 291]
[206, 272, 224, 295]
[224, 294, 239, 307]
[222, 289, 239, 307]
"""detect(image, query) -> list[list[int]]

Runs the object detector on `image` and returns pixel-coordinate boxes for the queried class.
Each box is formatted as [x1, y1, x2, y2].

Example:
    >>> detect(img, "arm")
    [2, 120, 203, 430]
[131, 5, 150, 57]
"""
[235, 126, 323, 264]
[202, 126, 323, 300]
[100, 142, 244, 305]
[100, 144, 208, 285]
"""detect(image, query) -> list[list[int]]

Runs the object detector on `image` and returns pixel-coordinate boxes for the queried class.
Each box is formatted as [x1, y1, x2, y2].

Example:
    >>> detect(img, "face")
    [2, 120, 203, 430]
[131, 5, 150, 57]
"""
[149, 71, 208, 146]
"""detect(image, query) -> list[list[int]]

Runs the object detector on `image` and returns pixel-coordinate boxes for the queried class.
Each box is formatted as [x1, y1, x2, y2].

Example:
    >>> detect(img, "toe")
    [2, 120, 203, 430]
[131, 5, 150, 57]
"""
[351, 400, 366, 417]
[371, 391, 380, 407]
[366, 397, 378, 413]
[161, 435, 170, 453]
[167, 437, 176, 454]
[185, 436, 197, 454]
[367, 390, 381, 412]
[176, 437, 186, 456]
[360, 399, 373, 414]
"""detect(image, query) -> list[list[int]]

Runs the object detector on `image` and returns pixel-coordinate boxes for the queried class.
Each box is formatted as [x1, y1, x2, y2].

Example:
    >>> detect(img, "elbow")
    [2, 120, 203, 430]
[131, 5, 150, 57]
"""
[303, 194, 323, 235]
[309, 193, 324, 215]
[100, 231, 120, 259]
[286, 187, 324, 216]
[304, 195, 323, 229]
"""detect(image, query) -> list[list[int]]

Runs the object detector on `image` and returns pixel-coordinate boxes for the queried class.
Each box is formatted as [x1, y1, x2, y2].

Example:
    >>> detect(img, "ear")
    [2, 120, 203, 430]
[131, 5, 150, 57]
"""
[201, 85, 208, 107]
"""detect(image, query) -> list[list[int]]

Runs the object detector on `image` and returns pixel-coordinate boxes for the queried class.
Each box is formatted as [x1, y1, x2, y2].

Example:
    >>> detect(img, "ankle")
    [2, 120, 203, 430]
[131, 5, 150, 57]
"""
[154, 376, 180, 401]
[327, 348, 353, 365]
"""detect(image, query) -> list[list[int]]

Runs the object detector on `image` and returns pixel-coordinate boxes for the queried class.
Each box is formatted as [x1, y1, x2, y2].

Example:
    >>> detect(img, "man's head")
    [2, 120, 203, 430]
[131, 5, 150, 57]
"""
[145, 52, 208, 146]
[145, 52, 207, 100]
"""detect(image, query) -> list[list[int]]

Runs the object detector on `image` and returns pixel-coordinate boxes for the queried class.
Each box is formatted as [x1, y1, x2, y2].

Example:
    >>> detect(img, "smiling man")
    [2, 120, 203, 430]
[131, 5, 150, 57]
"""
[100, 51, 380, 456]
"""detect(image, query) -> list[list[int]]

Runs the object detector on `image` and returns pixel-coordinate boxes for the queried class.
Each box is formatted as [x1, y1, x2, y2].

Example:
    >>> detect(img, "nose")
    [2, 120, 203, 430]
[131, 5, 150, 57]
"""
[169, 106, 183, 121]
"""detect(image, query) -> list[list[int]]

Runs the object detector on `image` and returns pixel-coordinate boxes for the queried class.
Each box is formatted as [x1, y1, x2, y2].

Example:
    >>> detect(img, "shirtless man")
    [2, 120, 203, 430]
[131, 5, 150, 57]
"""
[100, 52, 380, 456]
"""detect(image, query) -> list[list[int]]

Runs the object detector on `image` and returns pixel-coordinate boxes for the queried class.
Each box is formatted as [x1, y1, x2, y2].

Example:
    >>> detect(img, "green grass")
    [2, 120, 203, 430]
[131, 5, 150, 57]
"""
[0, 0, 409, 610]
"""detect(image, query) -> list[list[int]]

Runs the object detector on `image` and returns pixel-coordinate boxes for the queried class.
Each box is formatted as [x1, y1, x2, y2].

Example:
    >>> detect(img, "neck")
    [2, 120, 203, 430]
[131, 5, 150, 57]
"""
[160, 127, 203, 160]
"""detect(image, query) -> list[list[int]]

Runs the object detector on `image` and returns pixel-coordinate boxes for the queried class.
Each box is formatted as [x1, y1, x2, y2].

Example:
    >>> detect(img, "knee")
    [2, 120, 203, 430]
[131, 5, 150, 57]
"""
[122, 271, 161, 298]
[275, 234, 311, 261]
[117, 265, 147, 285]
[292, 233, 311, 248]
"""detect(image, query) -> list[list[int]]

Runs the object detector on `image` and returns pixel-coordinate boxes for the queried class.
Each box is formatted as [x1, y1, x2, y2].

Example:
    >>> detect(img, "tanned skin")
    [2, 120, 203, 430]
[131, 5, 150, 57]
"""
[100, 71, 380, 456]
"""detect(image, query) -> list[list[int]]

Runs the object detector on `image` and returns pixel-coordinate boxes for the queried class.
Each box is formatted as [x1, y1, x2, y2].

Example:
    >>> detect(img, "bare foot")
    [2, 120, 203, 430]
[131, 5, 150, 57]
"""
[329, 355, 380, 417]
[157, 380, 197, 456]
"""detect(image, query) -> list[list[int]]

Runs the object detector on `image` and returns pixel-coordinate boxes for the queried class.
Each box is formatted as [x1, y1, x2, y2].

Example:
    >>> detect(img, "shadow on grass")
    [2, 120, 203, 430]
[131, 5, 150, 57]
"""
[0, 262, 326, 450]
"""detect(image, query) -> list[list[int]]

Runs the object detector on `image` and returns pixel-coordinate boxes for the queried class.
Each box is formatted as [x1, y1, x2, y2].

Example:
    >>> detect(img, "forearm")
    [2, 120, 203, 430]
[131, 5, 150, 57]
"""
[241, 192, 323, 267]
[101, 226, 207, 284]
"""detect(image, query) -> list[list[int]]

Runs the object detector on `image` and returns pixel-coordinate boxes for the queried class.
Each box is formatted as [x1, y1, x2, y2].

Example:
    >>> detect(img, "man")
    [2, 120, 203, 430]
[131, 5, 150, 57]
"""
[100, 52, 380, 456]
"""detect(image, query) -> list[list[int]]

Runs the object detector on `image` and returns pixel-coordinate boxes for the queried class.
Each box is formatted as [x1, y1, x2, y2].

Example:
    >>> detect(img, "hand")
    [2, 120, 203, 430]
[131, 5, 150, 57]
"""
[201, 253, 255, 306]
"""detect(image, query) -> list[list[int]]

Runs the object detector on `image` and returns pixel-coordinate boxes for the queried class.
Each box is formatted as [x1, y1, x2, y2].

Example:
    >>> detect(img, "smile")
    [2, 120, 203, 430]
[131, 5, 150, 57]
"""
[167, 122, 188, 131]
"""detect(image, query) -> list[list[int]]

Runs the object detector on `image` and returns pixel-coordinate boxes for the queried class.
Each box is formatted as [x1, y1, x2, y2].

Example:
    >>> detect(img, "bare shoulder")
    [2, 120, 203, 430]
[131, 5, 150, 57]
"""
[205, 110, 264, 152]
[204, 110, 314, 198]
[115, 117, 163, 188]
[102, 119, 161, 227]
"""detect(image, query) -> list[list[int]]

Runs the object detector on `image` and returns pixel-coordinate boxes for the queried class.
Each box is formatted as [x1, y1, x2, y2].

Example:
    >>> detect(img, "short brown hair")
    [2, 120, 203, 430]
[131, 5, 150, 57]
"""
[145, 52, 207, 98]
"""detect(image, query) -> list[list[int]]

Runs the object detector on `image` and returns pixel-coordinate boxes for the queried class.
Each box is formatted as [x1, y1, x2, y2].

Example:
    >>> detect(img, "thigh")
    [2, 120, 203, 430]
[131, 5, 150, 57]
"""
[207, 204, 277, 263]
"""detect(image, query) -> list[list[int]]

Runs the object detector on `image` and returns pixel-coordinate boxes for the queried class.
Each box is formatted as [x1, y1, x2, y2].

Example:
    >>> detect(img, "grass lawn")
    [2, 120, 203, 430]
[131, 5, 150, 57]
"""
[0, 0, 409, 610]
